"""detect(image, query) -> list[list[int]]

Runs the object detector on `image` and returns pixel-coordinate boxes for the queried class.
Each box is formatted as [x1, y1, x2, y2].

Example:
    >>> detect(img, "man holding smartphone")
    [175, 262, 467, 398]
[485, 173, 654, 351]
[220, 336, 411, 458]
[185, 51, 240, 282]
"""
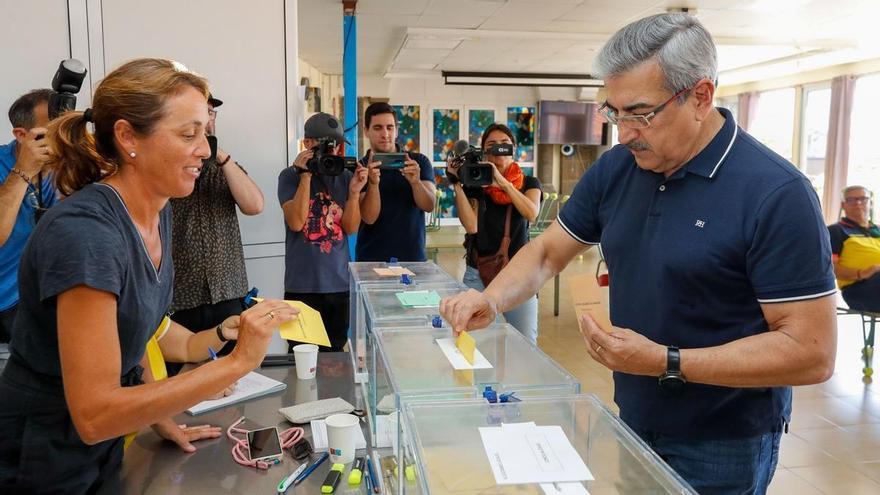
[357, 102, 436, 262]
[0, 89, 58, 357]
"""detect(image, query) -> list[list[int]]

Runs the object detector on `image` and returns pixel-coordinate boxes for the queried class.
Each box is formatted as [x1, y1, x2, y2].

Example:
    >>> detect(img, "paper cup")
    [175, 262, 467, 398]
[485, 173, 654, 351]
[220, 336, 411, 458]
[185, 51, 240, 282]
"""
[293, 344, 318, 379]
[325, 413, 359, 463]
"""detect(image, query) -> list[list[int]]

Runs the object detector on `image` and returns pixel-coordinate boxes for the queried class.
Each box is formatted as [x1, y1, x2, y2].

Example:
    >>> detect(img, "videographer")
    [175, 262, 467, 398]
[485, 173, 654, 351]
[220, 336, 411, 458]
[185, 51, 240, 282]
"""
[447, 123, 541, 343]
[0, 89, 59, 356]
[277, 112, 368, 352]
[168, 93, 264, 370]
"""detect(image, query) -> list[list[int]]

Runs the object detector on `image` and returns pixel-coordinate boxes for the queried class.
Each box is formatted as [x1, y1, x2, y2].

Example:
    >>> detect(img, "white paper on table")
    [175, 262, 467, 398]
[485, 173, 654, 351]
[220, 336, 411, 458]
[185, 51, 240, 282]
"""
[541, 482, 590, 495]
[309, 419, 367, 451]
[478, 424, 594, 485]
[186, 371, 286, 415]
[435, 338, 493, 370]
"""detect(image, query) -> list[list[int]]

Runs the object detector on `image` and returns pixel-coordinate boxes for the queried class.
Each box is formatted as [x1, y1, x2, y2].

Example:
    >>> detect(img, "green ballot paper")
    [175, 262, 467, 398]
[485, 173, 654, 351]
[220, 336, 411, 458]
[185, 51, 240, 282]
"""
[395, 290, 442, 308]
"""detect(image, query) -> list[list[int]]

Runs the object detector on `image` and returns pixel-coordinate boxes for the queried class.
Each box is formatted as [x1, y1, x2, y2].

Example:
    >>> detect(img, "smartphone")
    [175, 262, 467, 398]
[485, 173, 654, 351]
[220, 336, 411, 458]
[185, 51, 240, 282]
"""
[247, 426, 283, 462]
[373, 152, 407, 169]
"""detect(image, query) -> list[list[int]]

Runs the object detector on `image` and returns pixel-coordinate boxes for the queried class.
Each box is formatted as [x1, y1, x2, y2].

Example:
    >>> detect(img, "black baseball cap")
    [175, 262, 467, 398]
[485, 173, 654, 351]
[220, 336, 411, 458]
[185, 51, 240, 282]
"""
[304, 112, 349, 144]
[207, 93, 223, 107]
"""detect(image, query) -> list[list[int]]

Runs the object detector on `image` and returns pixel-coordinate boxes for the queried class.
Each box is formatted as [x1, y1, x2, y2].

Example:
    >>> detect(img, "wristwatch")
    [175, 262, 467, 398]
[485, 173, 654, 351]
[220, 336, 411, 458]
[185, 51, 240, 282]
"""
[658, 346, 686, 393]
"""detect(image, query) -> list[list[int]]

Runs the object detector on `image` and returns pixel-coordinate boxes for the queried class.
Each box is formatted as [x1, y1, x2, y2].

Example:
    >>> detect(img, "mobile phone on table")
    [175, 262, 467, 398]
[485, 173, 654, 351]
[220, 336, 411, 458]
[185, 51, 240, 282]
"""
[246, 426, 283, 462]
[373, 152, 407, 170]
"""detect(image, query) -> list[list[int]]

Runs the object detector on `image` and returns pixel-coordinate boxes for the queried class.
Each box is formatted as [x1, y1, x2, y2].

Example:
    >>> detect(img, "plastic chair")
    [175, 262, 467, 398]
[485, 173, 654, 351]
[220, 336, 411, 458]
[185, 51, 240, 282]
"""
[836, 306, 879, 377]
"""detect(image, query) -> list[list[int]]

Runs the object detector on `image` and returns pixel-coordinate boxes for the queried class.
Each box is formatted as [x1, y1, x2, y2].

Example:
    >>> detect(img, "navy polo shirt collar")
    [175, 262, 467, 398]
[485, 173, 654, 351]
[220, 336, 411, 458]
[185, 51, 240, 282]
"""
[677, 107, 738, 180]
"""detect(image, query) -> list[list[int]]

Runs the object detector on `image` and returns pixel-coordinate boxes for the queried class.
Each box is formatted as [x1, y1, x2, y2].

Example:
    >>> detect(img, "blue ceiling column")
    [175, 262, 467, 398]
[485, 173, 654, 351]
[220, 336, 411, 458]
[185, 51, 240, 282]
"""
[343, 1, 358, 158]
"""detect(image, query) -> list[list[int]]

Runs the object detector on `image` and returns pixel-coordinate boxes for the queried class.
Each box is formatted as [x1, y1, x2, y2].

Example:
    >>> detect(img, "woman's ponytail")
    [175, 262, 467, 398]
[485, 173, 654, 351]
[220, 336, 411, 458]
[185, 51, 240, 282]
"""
[45, 110, 117, 197]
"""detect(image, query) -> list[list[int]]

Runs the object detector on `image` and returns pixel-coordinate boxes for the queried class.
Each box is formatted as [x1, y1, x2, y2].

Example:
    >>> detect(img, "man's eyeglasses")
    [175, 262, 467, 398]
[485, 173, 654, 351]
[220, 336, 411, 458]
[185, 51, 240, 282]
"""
[598, 87, 691, 129]
[844, 196, 871, 204]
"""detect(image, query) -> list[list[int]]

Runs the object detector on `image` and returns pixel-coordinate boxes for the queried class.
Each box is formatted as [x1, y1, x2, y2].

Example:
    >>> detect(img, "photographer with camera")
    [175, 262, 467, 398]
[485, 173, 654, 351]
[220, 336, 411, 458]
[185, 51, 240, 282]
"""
[278, 112, 368, 352]
[0, 89, 59, 356]
[167, 93, 264, 369]
[447, 123, 541, 343]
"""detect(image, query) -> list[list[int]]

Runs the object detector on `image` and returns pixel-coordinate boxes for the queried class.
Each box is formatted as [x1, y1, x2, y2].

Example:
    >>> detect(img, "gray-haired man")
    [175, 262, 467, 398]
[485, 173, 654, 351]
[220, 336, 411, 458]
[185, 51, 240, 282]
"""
[440, 13, 836, 494]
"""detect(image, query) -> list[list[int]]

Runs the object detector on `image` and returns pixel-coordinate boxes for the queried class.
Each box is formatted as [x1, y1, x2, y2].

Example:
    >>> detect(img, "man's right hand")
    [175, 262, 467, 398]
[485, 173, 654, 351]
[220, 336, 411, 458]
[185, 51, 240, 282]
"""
[292, 149, 314, 171]
[439, 289, 499, 336]
[14, 127, 50, 176]
[364, 150, 381, 186]
[230, 299, 299, 370]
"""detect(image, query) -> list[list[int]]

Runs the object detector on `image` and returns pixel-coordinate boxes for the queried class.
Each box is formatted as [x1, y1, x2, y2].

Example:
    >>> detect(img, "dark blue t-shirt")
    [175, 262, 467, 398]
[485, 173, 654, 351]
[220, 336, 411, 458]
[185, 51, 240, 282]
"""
[558, 108, 835, 438]
[11, 183, 173, 379]
[355, 152, 433, 262]
[278, 168, 353, 293]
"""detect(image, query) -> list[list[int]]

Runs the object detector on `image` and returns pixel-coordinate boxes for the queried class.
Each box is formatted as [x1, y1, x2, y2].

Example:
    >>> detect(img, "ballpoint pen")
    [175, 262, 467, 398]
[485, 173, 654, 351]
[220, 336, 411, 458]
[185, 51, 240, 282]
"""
[366, 457, 380, 494]
[277, 462, 308, 493]
[293, 452, 329, 486]
[208, 346, 218, 361]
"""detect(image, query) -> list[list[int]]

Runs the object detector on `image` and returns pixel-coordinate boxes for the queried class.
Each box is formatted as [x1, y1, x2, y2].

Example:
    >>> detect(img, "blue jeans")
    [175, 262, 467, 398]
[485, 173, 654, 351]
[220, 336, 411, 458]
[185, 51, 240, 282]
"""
[631, 428, 783, 495]
[462, 266, 538, 344]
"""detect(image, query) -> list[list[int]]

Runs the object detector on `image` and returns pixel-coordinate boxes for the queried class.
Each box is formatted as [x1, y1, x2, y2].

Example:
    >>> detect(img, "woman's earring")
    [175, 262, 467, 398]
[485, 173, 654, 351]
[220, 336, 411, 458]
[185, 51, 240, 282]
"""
[129, 151, 136, 158]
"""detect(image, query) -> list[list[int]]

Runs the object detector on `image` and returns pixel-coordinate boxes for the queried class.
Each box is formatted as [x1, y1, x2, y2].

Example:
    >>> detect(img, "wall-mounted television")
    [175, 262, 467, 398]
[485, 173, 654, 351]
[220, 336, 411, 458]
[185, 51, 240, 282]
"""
[538, 101, 606, 145]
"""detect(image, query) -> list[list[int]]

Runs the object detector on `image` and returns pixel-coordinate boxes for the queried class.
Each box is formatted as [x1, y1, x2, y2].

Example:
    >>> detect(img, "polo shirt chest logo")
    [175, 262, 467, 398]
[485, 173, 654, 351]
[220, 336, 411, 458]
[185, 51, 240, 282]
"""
[695, 219, 706, 228]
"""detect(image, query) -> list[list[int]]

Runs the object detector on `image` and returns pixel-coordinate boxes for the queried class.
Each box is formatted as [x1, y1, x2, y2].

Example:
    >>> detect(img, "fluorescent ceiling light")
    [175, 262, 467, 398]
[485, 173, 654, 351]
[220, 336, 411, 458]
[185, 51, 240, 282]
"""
[443, 71, 603, 87]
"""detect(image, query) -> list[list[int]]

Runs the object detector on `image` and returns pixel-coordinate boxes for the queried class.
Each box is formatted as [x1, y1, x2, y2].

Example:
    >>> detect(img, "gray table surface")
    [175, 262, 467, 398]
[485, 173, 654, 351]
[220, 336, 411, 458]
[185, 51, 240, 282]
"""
[98, 352, 373, 495]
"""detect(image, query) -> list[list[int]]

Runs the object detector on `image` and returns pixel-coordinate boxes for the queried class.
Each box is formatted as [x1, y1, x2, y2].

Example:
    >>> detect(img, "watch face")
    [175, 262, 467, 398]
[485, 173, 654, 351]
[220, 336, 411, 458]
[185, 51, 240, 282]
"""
[659, 374, 685, 395]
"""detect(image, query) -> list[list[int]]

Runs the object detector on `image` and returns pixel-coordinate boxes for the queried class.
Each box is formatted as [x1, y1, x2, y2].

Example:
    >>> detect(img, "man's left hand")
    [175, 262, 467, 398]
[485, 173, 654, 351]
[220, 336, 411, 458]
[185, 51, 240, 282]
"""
[579, 314, 666, 376]
[401, 155, 421, 185]
[153, 421, 222, 453]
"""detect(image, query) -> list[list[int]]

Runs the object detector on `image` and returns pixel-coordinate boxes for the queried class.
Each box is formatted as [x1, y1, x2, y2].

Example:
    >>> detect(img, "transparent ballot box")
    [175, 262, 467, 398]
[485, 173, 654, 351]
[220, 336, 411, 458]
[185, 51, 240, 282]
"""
[398, 395, 696, 494]
[369, 323, 580, 457]
[348, 261, 455, 382]
[359, 282, 467, 395]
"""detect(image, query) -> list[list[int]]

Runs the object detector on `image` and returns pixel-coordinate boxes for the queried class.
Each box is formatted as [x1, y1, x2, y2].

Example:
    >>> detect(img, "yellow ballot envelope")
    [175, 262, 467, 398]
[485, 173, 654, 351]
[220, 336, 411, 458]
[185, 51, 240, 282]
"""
[568, 272, 613, 334]
[252, 297, 330, 347]
[455, 331, 477, 365]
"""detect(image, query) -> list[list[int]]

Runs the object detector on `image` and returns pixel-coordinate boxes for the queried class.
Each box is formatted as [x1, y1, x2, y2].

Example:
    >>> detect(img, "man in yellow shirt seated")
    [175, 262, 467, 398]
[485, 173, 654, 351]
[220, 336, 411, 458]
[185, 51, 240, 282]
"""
[828, 185, 880, 312]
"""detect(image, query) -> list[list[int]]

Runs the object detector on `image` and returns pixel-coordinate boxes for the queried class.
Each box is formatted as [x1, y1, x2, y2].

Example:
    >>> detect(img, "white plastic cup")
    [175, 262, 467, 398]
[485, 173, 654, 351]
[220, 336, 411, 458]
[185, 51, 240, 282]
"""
[293, 344, 318, 379]
[325, 413, 359, 463]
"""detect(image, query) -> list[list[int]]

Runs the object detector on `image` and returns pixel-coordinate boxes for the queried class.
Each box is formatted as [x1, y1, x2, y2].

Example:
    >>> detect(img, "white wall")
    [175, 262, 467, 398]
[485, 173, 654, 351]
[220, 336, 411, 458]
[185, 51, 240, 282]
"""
[0, 0, 72, 139]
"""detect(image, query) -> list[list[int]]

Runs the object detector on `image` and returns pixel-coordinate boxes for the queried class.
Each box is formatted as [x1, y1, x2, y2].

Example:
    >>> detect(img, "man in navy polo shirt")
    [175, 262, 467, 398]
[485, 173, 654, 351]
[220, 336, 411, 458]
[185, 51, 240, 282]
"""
[356, 102, 435, 262]
[440, 13, 836, 495]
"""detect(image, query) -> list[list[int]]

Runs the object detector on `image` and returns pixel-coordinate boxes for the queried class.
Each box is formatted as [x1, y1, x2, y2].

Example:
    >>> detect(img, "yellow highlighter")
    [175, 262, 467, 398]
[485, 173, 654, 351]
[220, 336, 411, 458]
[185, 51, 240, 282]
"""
[456, 331, 476, 365]
[321, 463, 345, 493]
[348, 456, 364, 485]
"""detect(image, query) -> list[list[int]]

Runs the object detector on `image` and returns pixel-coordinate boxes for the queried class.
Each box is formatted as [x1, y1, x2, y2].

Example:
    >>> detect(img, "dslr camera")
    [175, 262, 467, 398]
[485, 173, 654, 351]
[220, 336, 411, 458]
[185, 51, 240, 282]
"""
[306, 138, 357, 176]
[449, 141, 514, 187]
[48, 59, 87, 119]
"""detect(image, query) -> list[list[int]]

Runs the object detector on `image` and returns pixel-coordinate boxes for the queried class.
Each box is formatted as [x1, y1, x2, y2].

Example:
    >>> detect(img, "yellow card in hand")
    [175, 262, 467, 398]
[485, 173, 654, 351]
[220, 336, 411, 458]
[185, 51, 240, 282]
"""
[456, 331, 476, 365]
[252, 297, 331, 347]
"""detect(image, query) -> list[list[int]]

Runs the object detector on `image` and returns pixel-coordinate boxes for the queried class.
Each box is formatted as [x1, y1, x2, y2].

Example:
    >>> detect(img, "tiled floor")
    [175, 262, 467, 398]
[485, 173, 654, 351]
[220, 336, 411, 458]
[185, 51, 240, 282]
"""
[436, 248, 880, 494]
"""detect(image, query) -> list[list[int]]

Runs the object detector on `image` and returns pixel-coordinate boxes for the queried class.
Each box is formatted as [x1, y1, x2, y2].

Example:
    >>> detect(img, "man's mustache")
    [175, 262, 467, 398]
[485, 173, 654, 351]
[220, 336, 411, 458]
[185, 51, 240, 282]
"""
[626, 141, 650, 151]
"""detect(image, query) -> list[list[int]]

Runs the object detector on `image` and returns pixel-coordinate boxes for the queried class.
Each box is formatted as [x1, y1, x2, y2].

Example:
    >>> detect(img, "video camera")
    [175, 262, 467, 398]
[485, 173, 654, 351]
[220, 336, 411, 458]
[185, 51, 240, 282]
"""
[448, 139, 513, 187]
[48, 59, 87, 119]
[306, 137, 357, 176]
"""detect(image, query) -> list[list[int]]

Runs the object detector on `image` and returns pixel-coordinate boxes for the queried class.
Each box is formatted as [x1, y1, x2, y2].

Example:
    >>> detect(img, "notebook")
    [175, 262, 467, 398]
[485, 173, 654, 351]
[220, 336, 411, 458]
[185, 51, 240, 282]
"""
[186, 371, 286, 415]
